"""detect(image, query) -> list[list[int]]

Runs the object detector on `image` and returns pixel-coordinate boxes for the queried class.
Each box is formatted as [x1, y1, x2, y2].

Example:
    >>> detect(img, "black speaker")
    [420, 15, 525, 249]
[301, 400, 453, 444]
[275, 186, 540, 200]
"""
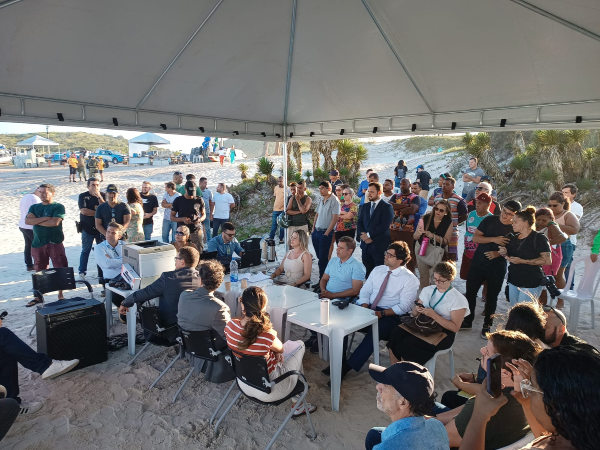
[411, 124, 417, 132]
[36, 298, 107, 370]
[500, 119, 507, 127]
[112, 117, 119, 126]
[576, 116, 583, 123]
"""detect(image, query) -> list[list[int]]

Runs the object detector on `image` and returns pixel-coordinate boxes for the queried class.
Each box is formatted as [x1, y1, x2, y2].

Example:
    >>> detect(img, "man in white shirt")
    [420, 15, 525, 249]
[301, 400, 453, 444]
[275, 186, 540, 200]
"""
[562, 183, 583, 289]
[381, 179, 395, 203]
[211, 183, 236, 237]
[346, 240, 419, 376]
[19, 188, 42, 271]
[94, 221, 125, 321]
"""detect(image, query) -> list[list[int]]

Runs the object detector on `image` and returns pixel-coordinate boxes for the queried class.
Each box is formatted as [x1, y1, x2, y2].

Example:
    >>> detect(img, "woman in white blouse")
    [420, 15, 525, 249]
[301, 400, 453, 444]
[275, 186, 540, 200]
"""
[387, 261, 469, 365]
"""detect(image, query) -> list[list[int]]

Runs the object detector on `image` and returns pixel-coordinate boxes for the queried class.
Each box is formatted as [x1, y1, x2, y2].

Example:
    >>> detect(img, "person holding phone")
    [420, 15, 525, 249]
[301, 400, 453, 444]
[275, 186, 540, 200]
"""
[434, 330, 541, 449]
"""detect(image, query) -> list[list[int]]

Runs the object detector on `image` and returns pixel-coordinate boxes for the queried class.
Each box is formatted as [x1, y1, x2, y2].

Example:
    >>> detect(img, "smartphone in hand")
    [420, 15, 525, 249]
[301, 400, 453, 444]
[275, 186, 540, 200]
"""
[486, 353, 502, 398]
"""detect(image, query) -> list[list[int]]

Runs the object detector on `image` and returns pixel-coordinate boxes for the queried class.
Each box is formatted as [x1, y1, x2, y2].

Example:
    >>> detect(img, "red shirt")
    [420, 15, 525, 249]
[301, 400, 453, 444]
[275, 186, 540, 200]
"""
[224, 319, 277, 374]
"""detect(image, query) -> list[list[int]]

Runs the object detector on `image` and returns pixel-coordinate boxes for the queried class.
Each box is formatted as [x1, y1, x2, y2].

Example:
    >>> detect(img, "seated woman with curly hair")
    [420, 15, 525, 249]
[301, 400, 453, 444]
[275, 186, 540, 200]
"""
[224, 286, 316, 417]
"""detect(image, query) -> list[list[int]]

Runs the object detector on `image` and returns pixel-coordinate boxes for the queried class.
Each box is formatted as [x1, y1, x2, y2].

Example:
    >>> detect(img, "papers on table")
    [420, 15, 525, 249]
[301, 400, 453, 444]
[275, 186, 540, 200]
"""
[248, 273, 272, 283]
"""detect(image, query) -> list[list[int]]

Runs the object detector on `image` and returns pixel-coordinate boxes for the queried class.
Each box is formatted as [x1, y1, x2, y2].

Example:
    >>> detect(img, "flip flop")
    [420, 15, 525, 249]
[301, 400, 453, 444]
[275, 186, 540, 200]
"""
[25, 298, 43, 308]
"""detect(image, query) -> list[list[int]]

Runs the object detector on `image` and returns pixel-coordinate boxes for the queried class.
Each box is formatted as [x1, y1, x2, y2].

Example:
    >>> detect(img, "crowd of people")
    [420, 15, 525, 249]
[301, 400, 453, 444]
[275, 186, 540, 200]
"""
[7, 157, 600, 449]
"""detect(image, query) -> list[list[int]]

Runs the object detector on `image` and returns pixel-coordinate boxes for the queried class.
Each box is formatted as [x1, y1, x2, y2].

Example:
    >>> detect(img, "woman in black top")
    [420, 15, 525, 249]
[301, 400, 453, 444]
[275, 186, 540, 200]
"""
[499, 206, 551, 306]
[413, 199, 454, 289]
[393, 159, 407, 188]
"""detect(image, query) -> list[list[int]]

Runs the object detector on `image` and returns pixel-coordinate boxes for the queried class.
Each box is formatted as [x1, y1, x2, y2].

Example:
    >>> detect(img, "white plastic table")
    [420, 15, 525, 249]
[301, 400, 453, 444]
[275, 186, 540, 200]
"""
[105, 285, 139, 356]
[286, 302, 379, 412]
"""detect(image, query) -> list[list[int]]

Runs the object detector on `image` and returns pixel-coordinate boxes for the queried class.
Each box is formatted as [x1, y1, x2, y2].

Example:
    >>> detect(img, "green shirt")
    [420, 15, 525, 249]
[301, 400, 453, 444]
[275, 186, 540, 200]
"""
[28, 202, 66, 248]
[175, 184, 202, 197]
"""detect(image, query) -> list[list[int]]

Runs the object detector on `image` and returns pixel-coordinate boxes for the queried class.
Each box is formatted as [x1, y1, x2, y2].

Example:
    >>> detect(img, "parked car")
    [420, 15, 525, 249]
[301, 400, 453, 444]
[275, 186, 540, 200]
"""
[89, 149, 128, 164]
[44, 152, 65, 162]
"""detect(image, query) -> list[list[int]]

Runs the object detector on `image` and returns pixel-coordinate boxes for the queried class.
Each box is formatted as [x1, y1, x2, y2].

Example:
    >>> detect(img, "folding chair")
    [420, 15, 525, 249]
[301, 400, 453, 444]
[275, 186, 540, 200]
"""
[211, 353, 316, 450]
[171, 327, 230, 403]
[127, 304, 179, 388]
[29, 267, 94, 336]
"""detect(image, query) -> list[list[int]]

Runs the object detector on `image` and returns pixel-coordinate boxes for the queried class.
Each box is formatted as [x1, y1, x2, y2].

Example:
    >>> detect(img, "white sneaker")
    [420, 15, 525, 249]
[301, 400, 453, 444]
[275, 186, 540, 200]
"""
[18, 401, 43, 416]
[79, 273, 86, 280]
[41, 359, 79, 379]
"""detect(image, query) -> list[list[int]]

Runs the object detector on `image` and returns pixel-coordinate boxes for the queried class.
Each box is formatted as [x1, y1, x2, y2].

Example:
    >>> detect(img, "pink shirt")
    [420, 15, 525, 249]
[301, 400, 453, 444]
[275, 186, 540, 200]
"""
[19, 193, 42, 229]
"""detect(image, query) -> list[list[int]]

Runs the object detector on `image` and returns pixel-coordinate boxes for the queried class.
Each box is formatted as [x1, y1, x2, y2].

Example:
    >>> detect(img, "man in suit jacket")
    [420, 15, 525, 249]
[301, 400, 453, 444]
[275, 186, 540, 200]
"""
[357, 182, 394, 277]
[177, 259, 234, 383]
[119, 247, 200, 328]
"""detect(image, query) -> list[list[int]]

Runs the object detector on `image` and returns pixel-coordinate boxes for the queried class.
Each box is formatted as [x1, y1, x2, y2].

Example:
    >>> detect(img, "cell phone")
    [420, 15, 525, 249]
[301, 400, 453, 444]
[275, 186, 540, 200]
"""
[0, 311, 7, 320]
[486, 353, 502, 398]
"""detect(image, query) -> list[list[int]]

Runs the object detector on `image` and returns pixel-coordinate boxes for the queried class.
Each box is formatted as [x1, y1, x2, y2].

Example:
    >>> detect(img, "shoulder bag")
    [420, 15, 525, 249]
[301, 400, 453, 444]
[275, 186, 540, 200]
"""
[400, 287, 452, 336]
[415, 213, 446, 267]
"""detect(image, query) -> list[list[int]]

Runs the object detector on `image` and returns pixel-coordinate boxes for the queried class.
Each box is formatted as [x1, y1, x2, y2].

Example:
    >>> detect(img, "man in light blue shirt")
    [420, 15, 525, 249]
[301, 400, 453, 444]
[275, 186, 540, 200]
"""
[357, 169, 374, 206]
[366, 362, 449, 450]
[206, 222, 244, 257]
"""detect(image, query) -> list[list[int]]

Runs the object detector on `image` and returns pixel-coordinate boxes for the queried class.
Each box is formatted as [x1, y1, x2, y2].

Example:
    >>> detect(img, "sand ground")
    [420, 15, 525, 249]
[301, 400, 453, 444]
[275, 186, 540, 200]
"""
[1, 149, 598, 450]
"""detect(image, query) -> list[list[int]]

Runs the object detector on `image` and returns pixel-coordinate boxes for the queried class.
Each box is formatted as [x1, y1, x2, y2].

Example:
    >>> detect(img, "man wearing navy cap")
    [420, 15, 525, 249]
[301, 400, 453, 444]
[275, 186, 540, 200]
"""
[365, 362, 449, 450]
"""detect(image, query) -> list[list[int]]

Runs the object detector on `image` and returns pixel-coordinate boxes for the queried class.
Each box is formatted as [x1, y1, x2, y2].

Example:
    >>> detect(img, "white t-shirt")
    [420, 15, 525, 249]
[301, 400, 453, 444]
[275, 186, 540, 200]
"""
[419, 285, 470, 321]
[162, 191, 181, 220]
[218, 149, 226, 157]
[569, 201, 583, 245]
[19, 193, 42, 229]
[213, 192, 235, 219]
[381, 193, 394, 203]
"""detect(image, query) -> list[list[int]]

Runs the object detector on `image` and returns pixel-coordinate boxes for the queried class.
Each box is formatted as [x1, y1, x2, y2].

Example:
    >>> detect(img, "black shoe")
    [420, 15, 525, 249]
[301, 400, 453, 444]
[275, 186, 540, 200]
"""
[480, 327, 490, 339]
[304, 336, 317, 347]
[26, 266, 35, 272]
[460, 322, 472, 330]
[322, 366, 330, 375]
[310, 340, 320, 354]
[311, 283, 320, 289]
[313, 287, 321, 294]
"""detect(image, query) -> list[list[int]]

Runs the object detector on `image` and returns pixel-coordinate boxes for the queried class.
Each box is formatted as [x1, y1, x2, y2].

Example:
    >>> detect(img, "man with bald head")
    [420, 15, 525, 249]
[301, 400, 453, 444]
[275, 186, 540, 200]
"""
[543, 306, 591, 348]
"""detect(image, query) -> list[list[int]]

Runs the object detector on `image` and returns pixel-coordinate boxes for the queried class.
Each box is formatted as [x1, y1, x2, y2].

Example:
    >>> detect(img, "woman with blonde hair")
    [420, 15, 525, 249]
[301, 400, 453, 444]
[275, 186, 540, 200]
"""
[271, 229, 312, 287]
[224, 287, 316, 416]
[126, 187, 145, 242]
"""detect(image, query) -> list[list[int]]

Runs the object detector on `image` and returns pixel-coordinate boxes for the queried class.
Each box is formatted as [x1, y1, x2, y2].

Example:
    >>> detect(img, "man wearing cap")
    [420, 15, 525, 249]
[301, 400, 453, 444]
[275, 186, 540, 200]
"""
[414, 165, 431, 200]
[171, 180, 206, 250]
[329, 169, 343, 194]
[365, 362, 449, 450]
[94, 184, 131, 237]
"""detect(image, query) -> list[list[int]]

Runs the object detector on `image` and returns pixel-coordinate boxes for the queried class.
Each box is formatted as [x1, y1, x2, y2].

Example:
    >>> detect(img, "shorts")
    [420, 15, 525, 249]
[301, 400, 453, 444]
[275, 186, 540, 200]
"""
[69, 167, 77, 174]
[31, 242, 68, 272]
[98, 169, 103, 174]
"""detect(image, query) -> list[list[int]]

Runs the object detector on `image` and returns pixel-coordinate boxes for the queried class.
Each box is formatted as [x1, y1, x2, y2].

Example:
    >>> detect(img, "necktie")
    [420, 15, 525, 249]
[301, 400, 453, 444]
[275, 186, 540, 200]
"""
[371, 270, 392, 310]
[370, 202, 375, 217]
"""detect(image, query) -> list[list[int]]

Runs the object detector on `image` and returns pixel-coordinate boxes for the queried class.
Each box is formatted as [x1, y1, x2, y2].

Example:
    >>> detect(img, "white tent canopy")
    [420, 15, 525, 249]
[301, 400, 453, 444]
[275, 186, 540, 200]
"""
[1, 0, 600, 141]
[128, 132, 171, 146]
[16, 135, 59, 146]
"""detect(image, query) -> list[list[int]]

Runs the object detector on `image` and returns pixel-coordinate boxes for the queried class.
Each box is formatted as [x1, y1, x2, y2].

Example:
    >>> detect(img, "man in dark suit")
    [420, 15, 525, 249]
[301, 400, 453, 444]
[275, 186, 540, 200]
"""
[357, 182, 394, 277]
[119, 247, 200, 330]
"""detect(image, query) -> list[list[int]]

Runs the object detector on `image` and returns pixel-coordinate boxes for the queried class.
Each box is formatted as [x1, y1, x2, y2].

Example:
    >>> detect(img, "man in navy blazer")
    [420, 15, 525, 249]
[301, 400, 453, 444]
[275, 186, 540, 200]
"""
[357, 182, 394, 277]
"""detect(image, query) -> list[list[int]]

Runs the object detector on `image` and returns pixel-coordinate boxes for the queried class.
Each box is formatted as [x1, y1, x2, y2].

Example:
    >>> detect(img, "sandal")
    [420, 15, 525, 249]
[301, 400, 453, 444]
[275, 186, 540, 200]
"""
[25, 298, 43, 308]
[291, 402, 317, 419]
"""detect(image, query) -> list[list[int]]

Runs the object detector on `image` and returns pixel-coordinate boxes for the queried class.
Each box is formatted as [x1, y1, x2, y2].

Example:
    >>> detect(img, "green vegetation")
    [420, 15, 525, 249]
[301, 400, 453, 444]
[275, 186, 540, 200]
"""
[2, 132, 133, 154]
[237, 163, 249, 179]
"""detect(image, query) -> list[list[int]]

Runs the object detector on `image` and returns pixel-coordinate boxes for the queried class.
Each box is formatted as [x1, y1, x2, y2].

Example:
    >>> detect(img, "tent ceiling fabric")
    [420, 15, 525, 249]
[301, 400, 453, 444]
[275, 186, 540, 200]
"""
[1, 0, 600, 141]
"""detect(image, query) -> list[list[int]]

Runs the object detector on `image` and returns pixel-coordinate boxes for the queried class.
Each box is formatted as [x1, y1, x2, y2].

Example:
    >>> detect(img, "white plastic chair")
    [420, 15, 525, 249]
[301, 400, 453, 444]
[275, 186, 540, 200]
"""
[497, 433, 534, 450]
[423, 346, 454, 378]
[555, 256, 600, 333]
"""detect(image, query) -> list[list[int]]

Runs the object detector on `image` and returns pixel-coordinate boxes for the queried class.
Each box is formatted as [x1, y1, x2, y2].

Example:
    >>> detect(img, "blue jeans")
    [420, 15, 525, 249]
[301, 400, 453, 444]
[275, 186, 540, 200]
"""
[311, 229, 334, 279]
[204, 215, 212, 241]
[365, 427, 385, 450]
[162, 219, 178, 243]
[79, 230, 103, 274]
[0, 327, 52, 403]
[269, 211, 285, 240]
[213, 218, 228, 237]
[561, 240, 576, 290]
[143, 223, 153, 240]
[508, 283, 543, 306]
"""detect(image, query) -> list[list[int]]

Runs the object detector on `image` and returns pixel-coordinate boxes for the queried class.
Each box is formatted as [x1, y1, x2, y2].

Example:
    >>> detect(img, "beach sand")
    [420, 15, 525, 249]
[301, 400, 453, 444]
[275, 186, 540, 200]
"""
[1, 149, 598, 449]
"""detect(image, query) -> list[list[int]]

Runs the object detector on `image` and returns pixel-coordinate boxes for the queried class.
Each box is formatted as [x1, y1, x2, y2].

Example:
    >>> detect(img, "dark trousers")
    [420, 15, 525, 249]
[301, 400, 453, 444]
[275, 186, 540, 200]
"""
[19, 227, 34, 269]
[365, 427, 385, 450]
[361, 243, 386, 279]
[334, 228, 356, 244]
[311, 229, 334, 279]
[78, 230, 104, 275]
[0, 398, 20, 441]
[0, 328, 52, 403]
[212, 218, 228, 237]
[464, 264, 506, 328]
[269, 211, 285, 241]
[347, 310, 399, 372]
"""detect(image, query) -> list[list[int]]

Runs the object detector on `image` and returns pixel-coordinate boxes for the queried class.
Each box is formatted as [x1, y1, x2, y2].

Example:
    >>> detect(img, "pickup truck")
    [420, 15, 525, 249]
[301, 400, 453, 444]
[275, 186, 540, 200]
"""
[89, 149, 128, 164]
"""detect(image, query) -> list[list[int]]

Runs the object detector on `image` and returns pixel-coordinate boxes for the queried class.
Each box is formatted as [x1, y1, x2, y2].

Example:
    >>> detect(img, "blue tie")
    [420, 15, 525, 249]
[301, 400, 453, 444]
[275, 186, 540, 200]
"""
[370, 202, 375, 217]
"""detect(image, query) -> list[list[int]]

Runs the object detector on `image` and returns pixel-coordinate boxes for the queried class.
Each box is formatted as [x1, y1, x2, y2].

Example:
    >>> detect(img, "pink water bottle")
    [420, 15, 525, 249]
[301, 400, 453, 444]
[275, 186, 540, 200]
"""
[419, 236, 429, 256]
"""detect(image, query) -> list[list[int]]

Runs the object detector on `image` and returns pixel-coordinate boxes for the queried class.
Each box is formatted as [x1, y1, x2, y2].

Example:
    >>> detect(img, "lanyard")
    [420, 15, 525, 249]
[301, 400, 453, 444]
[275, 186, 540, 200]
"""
[430, 286, 452, 311]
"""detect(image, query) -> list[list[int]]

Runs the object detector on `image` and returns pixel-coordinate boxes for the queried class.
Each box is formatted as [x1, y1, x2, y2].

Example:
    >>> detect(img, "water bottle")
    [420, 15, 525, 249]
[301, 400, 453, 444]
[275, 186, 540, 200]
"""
[230, 259, 239, 290]
[419, 236, 429, 256]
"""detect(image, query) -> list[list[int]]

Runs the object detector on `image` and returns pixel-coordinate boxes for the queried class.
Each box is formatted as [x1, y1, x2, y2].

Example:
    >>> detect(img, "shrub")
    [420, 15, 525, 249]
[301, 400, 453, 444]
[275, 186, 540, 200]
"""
[313, 168, 329, 184]
[257, 157, 274, 177]
[539, 168, 556, 183]
[576, 179, 595, 191]
[510, 153, 532, 171]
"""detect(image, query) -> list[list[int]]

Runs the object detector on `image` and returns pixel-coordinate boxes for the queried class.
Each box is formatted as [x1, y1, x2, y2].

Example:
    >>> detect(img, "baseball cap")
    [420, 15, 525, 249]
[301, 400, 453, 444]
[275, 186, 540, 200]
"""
[504, 200, 522, 212]
[329, 169, 339, 176]
[106, 184, 119, 193]
[416, 164, 424, 172]
[476, 192, 492, 204]
[185, 180, 197, 194]
[369, 362, 434, 406]
[481, 175, 492, 182]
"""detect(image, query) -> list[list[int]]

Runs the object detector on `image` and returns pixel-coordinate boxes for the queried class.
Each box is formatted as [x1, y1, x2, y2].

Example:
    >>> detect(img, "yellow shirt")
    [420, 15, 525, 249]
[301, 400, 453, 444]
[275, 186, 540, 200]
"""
[67, 157, 78, 168]
[97, 160, 105, 170]
[273, 186, 285, 211]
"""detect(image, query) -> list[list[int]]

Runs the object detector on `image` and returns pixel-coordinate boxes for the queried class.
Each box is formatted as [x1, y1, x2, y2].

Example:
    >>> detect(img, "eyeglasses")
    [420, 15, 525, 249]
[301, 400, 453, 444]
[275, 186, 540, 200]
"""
[520, 379, 543, 399]
[542, 305, 566, 326]
[224, 232, 235, 237]
[174, 256, 183, 261]
[476, 186, 484, 190]
[343, 191, 351, 195]
[384, 251, 396, 258]
[175, 231, 185, 236]
[547, 203, 560, 208]
[433, 276, 449, 284]
[501, 209, 516, 218]
[434, 207, 446, 213]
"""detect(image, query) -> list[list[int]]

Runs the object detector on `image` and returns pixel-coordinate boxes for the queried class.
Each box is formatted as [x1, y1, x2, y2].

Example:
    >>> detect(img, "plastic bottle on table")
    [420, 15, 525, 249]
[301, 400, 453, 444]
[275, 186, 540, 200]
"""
[230, 259, 239, 290]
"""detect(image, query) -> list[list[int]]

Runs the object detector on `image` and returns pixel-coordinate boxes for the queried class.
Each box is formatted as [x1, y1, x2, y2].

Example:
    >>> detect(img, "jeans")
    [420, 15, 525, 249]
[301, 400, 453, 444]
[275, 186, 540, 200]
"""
[79, 230, 103, 274]
[464, 263, 506, 328]
[162, 219, 178, 243]
[561, 240, 576, 290]
[19, 227, 34, 269]
[269, 210, 285, 241]
[203, 215, 212, 241]
[143, 223, 153, 240]
[347, 310, 399, 372]
[212, 218, 228, 237]
[508, 283, 543, 306]
[0, 327, 52, 403]
[365, 427, 385, 450]
[311, 229, 334, 279]
[0, 398, 20, 441]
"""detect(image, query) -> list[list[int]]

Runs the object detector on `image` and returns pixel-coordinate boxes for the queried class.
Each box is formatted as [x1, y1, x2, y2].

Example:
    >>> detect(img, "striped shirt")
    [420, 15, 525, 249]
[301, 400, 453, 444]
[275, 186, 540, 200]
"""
[224, 319, 277, 374]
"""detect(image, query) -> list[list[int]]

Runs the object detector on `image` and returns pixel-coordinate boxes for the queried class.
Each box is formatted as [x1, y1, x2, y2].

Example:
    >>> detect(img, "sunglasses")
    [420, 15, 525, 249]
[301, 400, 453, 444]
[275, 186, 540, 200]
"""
[434, 207, 446, 213]
[547, 203, 560, 208]
[476, 186, 488, 190]
[175, 231, 185, 236]
[520, 379, 543, 399]
[542, 305, 565, 326]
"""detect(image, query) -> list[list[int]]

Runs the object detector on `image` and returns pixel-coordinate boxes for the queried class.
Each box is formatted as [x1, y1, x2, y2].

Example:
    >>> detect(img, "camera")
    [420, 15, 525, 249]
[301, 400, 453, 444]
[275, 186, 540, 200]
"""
[541, 275, 561, 299]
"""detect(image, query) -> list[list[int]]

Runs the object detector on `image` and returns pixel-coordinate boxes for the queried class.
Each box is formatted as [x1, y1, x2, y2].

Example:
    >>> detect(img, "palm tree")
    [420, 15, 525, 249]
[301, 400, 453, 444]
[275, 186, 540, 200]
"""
[319, 140, 336, 172]
[310, 141, 320, 171]
[461, 132, 475, 150]
[238, 163, 249, 180]
[532, 130, 567, 190]
[335, 139, 354, 170]
[291, 142, 302, 174]
[563, 129, 589, 180]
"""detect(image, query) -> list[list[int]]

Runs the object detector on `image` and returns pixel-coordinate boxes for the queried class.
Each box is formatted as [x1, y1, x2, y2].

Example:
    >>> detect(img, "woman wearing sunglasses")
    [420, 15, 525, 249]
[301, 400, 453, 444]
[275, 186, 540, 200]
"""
[171, 226, 198, 252]
[547, 192, 580, 309]
[413, 199, 454, 289]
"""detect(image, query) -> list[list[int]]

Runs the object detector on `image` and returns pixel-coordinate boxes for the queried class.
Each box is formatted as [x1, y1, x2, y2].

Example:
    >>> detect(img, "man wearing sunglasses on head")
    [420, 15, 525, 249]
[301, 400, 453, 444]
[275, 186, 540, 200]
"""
[542, 305, 591, 349]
